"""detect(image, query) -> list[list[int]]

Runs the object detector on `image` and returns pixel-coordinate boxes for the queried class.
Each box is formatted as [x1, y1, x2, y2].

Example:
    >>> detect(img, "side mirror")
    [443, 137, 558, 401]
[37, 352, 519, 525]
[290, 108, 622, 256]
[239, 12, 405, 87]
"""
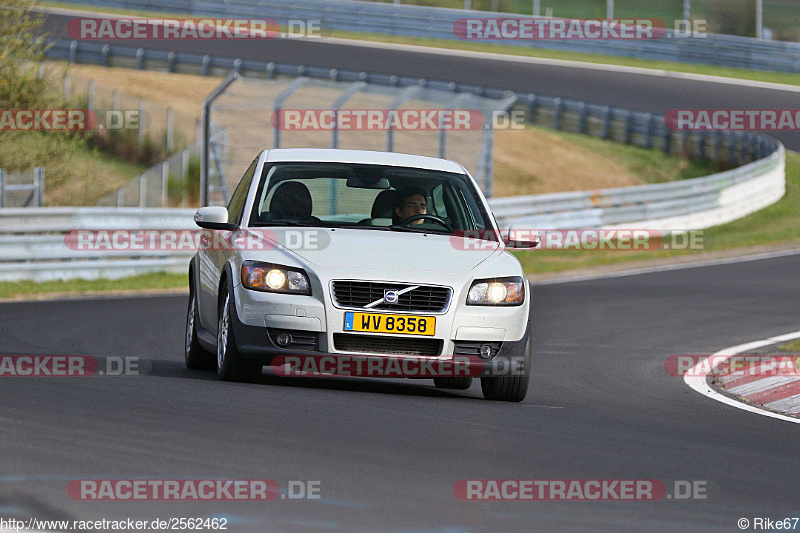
[503, 226, 540, 249]
[194, 206, 237, 231]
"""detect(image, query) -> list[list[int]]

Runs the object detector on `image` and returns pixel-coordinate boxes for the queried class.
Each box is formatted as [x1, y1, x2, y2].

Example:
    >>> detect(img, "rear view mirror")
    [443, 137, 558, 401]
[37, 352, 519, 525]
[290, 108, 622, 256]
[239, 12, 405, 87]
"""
[346, 176, 391, 189]
[503, 226, 540, 249]
[194, 206, 237, 230]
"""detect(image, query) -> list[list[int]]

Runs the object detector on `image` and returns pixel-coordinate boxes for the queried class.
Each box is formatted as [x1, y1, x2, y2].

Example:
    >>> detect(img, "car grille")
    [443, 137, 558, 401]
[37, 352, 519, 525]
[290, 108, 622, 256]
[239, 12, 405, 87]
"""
[331, 281, 451, 313]
[333, 333, 442, 356]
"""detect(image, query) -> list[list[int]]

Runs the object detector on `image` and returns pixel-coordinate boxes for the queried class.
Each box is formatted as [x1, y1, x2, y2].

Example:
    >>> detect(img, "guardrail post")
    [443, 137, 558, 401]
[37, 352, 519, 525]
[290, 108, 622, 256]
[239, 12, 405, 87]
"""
[0, 169, 5, 208]
[526, 94, 537, 124]
[138, 99, 145, 150]
[713, 131, 722, 161]
[682, 129, 690, 156]
[68, 40, 78, 63]
[663, 130, 672, 155]
[577, 102, 587, 134]
[553, 98, 563, 130]
[35, 167, 45, 207]
[162, 161, 169, 207]
[63, 74, 70, 101]
[167, 51, 176, 73]
[201, 55, 211, 76]
[182, 149, 190, 180]
[601, 106, 612, 139]
[101, 44, 110, 67]
[644, 113, 653, 148]
[166, 107, 174, 151]
[696, 131, 704, 159]
[625, 112, 634, 144]
[728, 132, 737, 167]
[139, 174, 146, 207]
[136, 48, 145, 70]
[87, 80, 94, 112]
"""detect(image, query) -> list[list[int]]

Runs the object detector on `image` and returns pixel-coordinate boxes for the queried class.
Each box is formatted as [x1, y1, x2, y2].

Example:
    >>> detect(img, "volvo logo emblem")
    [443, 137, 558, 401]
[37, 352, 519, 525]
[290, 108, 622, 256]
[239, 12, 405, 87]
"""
[384, 290, 399, 304]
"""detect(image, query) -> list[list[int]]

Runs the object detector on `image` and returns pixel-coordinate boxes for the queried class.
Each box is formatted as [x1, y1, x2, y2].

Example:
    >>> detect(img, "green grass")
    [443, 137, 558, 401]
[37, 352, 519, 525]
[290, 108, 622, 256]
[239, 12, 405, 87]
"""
[547, 127, 720, 183]
[0, 272, 187, 299]
[514, 150, 800, 274]
[40, 1, 800, 87]
[777, 340, 800, 352]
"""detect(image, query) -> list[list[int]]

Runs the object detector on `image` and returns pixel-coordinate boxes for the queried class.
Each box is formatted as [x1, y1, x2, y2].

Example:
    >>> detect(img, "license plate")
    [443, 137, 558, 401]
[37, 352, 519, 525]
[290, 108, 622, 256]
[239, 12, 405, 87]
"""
[344, 312, 435, 336]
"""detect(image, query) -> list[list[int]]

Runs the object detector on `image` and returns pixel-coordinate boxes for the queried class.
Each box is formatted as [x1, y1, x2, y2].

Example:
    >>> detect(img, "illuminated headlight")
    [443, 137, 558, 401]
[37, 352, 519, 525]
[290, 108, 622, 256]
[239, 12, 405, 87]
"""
[241, 261, 311, 295]
[467, 276, 524, 306]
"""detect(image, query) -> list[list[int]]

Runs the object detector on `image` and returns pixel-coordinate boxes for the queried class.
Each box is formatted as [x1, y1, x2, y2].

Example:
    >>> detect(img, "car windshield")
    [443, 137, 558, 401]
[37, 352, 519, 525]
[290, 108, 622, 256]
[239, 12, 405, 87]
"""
[248, 162, 497, 238]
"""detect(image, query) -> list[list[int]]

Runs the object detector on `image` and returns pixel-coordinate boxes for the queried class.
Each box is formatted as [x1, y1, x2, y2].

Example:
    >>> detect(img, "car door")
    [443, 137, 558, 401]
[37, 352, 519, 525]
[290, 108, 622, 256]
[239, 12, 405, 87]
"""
[198, 158, 259, 334]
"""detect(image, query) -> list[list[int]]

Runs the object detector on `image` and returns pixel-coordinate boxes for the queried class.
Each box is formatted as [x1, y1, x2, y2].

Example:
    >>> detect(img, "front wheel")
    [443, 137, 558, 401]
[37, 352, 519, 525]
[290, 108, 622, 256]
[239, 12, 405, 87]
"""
[185, 290, 215, 370]
[481, 334, 531, 402]
[217, 284, 263, 382]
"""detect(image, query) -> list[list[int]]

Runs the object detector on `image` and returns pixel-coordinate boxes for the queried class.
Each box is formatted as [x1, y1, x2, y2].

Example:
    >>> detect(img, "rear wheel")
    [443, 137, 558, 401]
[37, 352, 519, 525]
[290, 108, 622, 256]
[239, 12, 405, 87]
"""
[433, 377, 474, 390]
[217, 283, 263, 382]
[481, 334, 531, 402]
[185, 290, 215, 370]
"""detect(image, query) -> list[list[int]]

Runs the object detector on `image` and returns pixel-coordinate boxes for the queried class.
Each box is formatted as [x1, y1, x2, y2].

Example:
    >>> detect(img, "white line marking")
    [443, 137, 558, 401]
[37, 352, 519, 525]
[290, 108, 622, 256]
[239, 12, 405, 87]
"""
[35, 6, 800, 93]
[530, 247, 800, 286]
[684, 330, 800, 424]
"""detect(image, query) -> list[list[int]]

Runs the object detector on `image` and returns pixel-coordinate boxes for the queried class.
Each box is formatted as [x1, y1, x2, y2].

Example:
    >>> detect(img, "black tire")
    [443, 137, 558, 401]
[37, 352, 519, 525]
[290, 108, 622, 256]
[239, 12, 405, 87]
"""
[481, 334, 531, 402]
[216, 282, 263, 382]
[185, 290, 215, 370]
[433, 377, 474, 390]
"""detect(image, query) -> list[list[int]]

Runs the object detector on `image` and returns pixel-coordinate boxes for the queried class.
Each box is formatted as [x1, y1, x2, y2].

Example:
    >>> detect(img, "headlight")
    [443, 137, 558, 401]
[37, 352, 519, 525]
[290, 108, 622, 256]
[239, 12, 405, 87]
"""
[241, 261, 311, 295]
[467, 276, 524, 306]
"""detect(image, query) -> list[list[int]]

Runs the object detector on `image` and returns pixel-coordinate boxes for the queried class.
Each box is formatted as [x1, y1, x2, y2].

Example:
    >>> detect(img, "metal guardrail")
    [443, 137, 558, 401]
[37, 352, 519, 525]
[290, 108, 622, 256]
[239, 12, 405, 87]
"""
[488, 145, 785, 230]
[0, 208, 196, 281]
[47, 0, 800, 73]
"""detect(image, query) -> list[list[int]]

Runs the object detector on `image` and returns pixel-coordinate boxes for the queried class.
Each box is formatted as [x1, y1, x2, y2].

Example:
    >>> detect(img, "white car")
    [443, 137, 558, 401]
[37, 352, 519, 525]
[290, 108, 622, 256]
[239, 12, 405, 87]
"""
[185, 148, 533, 401]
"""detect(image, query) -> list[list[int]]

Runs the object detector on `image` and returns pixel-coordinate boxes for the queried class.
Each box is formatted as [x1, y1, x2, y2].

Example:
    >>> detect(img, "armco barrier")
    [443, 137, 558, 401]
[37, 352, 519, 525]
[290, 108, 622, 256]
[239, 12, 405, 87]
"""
[489, 145, 785, 230]
[45, 0, 800, 73]
[0, 208, 196, 281]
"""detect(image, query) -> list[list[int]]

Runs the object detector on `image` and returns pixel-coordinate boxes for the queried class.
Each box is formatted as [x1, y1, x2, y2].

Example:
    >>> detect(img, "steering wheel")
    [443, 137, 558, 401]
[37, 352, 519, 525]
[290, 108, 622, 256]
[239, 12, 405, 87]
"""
[398, 214, 452, 232]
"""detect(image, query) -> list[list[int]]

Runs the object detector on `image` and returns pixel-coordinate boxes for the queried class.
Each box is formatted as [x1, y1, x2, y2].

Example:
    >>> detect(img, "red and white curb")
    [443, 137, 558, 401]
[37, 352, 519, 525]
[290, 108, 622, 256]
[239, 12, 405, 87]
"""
[684, 330, 800, 424]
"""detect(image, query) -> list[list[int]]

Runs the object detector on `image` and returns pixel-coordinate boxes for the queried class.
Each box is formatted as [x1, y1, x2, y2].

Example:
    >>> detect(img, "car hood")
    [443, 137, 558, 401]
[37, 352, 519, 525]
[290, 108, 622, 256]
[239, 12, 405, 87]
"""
[249, 227, 500, 275]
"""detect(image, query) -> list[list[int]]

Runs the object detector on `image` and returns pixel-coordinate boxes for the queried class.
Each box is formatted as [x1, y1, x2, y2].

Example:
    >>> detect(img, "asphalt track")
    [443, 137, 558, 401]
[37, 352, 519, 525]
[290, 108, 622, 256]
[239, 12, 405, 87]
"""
[2, 12, 797, 532]
[40, 13, 800, 150]
[2, 253, 800, 531]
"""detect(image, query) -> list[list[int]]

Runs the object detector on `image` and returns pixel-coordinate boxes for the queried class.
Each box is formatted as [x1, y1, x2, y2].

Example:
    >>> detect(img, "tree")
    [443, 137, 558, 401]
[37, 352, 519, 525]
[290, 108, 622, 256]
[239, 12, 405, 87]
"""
[0, 0, 55, 109]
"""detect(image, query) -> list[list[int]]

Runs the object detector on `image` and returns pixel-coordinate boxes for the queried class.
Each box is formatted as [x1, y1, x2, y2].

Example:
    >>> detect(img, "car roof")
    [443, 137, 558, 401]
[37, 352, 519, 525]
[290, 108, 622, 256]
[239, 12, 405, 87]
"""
[263, 148, 465, 173]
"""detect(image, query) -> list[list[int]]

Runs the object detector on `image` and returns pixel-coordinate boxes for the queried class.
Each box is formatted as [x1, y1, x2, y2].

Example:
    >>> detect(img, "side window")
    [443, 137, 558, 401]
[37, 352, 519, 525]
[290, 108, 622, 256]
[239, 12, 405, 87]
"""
[227, 158, 258, 224]
[432, 184, 448, 219]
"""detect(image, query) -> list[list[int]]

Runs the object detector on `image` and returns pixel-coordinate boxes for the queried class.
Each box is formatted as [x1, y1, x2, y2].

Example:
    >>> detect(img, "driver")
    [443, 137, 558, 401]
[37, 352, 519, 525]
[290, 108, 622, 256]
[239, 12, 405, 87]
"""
[393, 187, 428, 225]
